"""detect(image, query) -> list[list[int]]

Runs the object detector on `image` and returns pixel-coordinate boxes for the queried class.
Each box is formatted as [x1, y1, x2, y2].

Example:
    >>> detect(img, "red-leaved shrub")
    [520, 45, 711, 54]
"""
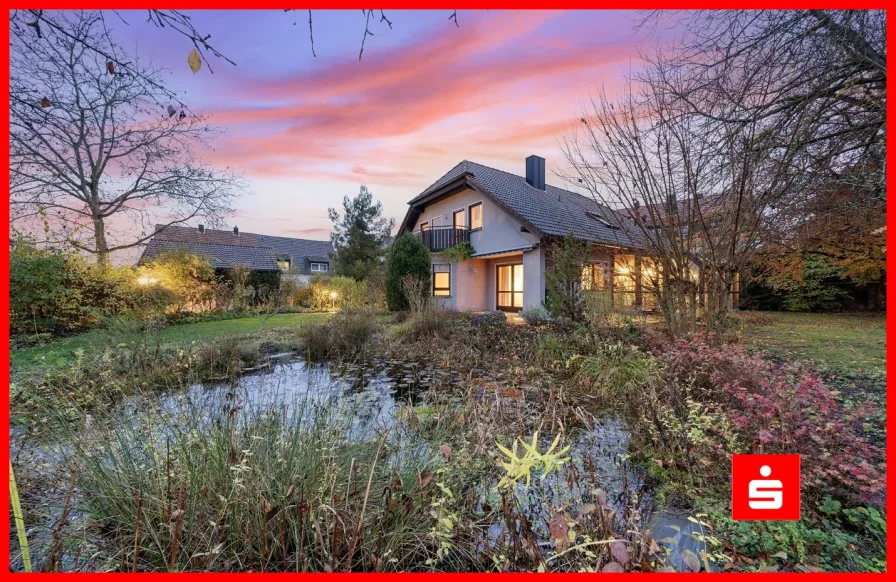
[651, 335, 884, 505]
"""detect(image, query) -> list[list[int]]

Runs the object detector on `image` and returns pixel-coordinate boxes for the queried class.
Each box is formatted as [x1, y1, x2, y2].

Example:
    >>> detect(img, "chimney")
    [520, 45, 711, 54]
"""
[198, 224, 205, 234]
[525, 155, 546, 190]
[233, 226, 239, 236]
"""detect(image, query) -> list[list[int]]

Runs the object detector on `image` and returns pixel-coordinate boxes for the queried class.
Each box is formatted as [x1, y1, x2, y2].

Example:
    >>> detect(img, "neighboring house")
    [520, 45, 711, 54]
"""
[397, 155, 691, 313]
[254, 234, 334, 279]
[139, 225, 333, 283]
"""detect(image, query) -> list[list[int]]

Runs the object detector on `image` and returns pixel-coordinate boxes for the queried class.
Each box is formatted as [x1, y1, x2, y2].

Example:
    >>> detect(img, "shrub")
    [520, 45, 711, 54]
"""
[545, 234, 590, 321]
[139, 249, 218, 313]
[385, 234, 431, 311]
[401, 274, 431, 315]
[328, 275, 368, 310]
[10, 241, 142, 335]
[519, 304, 553, 325]
[650, 337, 885, 505]
[584, 289, 614, 327]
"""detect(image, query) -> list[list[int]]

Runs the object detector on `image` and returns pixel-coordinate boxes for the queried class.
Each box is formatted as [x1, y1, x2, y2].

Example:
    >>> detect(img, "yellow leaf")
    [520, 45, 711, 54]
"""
[188, 48, 202, 74]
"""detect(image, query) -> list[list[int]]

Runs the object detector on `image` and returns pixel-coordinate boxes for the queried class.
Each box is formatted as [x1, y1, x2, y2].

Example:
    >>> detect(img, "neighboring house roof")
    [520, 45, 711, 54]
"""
[255, 234, 334, 274]
[140, 239, 280, 271]
[154, 224, 260, 246]
[402, 160, 643, 249]
[140, 225, 333, 273]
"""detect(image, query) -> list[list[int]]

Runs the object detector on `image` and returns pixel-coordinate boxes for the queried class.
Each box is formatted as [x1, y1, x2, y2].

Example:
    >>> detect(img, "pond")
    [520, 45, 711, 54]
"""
[10, 355, 706, 572]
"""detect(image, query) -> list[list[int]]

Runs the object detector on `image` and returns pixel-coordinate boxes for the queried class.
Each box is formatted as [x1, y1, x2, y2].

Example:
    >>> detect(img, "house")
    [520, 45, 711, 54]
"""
[396, 155, 665, 313]
[139, 225, 333, 283]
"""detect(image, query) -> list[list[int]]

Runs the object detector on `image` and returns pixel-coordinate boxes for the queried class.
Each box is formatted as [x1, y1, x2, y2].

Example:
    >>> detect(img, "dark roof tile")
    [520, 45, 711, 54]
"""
[139, 239, 280, 271]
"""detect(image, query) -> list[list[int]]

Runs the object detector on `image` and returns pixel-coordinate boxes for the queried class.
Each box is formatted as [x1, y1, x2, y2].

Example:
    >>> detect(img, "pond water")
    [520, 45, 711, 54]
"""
[10, 355, 706, 572]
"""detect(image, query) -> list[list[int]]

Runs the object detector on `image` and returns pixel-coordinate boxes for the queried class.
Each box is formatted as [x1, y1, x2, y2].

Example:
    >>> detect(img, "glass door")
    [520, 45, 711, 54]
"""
[496, 263, 523, 312]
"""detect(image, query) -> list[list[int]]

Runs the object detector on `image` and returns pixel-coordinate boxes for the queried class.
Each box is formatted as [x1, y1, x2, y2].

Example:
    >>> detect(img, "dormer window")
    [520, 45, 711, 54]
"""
[278, 258, 291, 271]
[585, 211, 619, 229]
[310, 262, 329, 273]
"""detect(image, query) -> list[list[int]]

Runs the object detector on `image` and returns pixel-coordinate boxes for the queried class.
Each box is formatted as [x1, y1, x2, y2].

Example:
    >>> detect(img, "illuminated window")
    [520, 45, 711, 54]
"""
[278, 259, 291, 271]
[432, 266, 451, 296]
[581, 263, 607, 291]
[469, 203, 482, 230]
[453, 209, 465, 229]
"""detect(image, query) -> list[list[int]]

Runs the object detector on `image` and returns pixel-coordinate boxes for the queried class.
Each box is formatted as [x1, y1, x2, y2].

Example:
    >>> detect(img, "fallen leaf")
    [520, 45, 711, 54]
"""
[609, 540, 628, 565]
[439, 444, 452, 462]
[188, 48, 202, 74]
[577, 503, 597, 519]
[548, 513, 568, 541]
[681, 549, 701, 572]
[602, 561, 624, 572]
[548, 513, 569, 551]
[417, 470, 434, 489]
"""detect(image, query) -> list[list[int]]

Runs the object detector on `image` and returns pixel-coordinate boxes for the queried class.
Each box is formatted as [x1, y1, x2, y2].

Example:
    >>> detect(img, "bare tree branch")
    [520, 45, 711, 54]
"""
[9, 11, 246, 264]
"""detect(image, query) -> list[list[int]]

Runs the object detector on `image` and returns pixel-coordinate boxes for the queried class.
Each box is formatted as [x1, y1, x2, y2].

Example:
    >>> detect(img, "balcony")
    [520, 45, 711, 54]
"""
[414, 226, 470, 252]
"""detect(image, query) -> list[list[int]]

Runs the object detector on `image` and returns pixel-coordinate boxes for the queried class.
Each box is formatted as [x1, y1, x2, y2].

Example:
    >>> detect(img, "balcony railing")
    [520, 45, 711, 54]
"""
[414, 226, 470, 252]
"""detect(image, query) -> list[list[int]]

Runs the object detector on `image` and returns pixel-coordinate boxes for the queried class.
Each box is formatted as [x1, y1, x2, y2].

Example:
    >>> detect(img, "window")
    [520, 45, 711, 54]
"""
[310, 262, 329, 272]
[468, 202, 482, 230]
[496, 263, 523, 311]
[420, 221, 429, 231]
[278, 259, 291, 272]
[432, 264, 451, 296]
[585, 212, 619, 229]
[581, 263, 607, 291]
[453, 209, 465, 229]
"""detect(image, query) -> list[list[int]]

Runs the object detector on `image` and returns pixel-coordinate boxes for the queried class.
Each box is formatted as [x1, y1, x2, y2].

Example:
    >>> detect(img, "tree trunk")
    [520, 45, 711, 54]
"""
[93, 214, 109, 264]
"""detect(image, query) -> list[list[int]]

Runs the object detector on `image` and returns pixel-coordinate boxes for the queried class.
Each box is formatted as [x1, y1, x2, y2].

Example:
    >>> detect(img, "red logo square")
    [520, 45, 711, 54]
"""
[732, 454, 800, 521]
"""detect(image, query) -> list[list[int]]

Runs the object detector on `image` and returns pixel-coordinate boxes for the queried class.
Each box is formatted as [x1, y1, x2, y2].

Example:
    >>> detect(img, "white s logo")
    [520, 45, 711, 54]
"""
[748, 465, 783, 510]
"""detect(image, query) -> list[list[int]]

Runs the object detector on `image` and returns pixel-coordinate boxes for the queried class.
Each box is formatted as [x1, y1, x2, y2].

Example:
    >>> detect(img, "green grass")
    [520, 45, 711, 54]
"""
[10, 312, 331, 370]
[742, 311, 885, 377]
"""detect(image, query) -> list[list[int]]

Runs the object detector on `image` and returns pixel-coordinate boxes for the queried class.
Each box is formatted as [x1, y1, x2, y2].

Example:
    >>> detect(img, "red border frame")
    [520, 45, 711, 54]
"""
[2, 3, 892, 577]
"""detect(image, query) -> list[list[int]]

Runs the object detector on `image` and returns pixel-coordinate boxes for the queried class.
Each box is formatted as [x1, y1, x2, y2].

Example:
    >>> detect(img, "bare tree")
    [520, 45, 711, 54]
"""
[634, 10, 886, 304]
[639, 10, 886, 205]
[561, 72, 795, 336]
[9, 11, 244, 263]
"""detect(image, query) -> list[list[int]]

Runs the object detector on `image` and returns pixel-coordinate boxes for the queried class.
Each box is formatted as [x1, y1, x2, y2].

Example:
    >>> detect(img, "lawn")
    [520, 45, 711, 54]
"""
[742, 311, 886, 377]
[10, 312, 331, 370]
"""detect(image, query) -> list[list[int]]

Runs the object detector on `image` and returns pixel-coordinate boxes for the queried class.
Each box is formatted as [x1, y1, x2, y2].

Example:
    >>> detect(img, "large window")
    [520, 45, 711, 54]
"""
[453, 209, 465, 229]
[278, 259, 291, 272]
[432, 264, 451, 296]
[496, 263, 523, 311]
[310, 262, 329, 272]
[613, 254, 637, 308]
[468, 202, 482, 230]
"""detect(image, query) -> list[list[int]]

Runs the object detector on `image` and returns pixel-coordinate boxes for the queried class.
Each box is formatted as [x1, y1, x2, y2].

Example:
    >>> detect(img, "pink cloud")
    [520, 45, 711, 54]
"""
[202, 13, 639, 180]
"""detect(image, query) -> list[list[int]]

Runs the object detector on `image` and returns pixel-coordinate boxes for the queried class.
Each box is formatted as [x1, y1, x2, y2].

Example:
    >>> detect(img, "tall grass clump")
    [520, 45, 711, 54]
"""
[62, 388, 483, 572]
[301, 309, 378, 360]
[568, 342, 658, 401]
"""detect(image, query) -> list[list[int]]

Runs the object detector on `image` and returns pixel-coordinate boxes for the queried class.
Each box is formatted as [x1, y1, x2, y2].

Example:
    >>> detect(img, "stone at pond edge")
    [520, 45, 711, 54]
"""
[471, 310, 507, 328]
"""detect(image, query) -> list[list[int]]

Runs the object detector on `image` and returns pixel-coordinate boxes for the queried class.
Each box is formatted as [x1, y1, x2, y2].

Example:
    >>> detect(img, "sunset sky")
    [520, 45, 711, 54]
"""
[113, 9, 675, 244]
